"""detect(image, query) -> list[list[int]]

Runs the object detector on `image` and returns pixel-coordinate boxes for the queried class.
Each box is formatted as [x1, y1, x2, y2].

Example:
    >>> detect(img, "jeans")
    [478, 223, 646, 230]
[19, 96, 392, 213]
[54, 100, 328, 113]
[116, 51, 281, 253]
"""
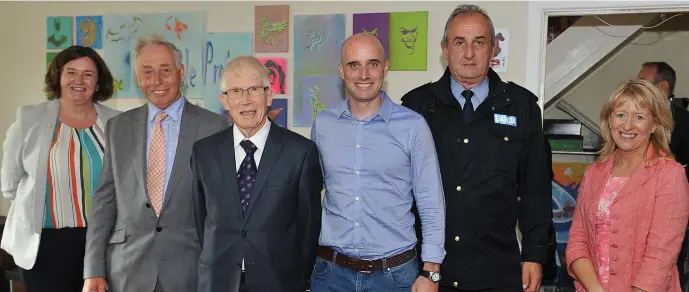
[310, 255, 419, 292]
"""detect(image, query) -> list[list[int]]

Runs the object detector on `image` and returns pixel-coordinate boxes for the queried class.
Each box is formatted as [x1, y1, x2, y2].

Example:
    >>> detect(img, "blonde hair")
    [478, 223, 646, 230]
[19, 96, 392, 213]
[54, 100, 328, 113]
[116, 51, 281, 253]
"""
[597, 79, 674, 163]
[133, 34, 183, 70]
[219, 56, 271, 92]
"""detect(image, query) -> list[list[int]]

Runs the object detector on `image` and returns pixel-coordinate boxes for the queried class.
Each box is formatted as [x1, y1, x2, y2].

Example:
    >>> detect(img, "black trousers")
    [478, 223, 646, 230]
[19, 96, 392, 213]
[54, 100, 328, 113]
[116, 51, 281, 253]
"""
[19, 227, 86, 292]
[440, 286, 522, 292]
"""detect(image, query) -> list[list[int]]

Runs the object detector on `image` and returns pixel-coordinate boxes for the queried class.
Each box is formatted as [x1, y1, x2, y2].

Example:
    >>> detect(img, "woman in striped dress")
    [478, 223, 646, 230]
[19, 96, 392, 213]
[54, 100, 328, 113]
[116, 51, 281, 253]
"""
[1, 46, 121, 292]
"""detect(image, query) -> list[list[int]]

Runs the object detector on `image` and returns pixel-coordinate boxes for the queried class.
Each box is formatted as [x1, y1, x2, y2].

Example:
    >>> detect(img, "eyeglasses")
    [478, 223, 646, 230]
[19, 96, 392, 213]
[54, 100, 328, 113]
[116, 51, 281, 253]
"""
[223, 86, 269, 98]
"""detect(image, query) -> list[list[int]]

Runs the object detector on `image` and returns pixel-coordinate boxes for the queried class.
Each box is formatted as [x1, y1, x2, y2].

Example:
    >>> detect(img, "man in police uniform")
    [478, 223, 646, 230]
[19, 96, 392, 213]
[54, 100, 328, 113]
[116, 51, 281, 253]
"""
[401, 4, 551, 292]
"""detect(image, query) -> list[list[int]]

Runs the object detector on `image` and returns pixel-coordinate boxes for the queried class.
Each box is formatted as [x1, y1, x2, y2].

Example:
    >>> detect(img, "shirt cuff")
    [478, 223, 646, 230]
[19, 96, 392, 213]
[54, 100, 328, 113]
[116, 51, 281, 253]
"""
[420, 243, 446, 264]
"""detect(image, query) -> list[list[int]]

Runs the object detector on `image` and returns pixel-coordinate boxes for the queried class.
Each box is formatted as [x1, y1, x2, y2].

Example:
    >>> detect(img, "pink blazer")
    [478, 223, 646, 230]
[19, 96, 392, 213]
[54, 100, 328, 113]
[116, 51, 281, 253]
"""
[566, 147, 689, 292]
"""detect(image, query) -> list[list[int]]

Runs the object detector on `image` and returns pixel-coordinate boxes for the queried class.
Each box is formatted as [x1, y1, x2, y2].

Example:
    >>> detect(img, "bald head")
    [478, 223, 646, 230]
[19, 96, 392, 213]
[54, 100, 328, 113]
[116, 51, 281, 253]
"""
[341, 33, 386, 63]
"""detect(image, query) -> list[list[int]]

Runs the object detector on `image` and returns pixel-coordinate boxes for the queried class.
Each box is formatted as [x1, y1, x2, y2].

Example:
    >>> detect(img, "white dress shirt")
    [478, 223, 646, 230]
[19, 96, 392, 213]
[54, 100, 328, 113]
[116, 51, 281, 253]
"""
[233, 120, 271, 270]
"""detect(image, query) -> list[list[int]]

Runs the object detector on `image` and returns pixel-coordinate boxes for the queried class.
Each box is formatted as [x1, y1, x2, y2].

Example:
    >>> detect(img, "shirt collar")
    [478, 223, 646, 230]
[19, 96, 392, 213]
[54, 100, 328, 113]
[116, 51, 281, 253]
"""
[233, 119, 271, 151]
[336, 91, 394, 123]
[148, 96, 186, 122]
[450, 76, 489, 102]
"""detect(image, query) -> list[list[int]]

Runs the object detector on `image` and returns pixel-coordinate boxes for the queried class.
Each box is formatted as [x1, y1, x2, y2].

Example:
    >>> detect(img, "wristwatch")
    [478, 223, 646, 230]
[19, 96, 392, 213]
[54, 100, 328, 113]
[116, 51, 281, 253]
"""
[420, 270, 441, 283]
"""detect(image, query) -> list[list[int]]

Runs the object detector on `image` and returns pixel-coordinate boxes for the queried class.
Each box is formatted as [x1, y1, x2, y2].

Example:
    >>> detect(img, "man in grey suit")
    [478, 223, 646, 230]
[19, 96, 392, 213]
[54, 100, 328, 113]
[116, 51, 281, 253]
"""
[82, 34, 230, 292]
[191, 56, 323, 292]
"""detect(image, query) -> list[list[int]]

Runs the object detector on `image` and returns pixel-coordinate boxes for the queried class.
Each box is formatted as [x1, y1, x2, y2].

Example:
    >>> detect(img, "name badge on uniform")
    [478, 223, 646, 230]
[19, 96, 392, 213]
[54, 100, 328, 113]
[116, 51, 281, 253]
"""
[494, 114, 517, 127]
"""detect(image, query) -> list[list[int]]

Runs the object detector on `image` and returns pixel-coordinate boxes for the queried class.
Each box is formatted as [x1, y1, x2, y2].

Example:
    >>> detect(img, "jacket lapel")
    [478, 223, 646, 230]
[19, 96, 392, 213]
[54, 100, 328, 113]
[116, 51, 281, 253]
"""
[32, 100, 60, 233]
[130, 105, 150, 204]
[161, 101, 199, 210]
[243, 123, 284, 224]
[220, 127, 242, 220]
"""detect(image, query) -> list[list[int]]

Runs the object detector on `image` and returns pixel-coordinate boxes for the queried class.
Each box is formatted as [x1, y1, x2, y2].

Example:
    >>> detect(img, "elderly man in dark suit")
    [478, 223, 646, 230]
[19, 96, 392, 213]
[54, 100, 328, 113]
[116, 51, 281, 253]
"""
[191, 55, 323, 292]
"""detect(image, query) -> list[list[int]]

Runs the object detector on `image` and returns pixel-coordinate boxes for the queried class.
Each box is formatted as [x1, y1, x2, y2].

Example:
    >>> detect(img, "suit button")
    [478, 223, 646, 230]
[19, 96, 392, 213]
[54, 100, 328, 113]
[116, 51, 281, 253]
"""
[453, 282, 458, 287]
[610, 271, 617, 276]
[611, 229, 618, 234]
[611, 244, 618, 248]
[156, 227, 162, 232]
[504, 137, 509, 141]
[241, 231, 247, 237]
[454, 236, 460, 241]
[145, 203, 151, 208]
[456, 186, 462, 191]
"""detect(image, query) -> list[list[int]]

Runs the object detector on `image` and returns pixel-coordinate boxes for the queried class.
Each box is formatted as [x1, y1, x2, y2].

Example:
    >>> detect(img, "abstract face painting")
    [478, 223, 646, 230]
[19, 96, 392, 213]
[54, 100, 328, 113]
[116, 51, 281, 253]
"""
[400, 26, 418, 55]
[262, 58, 287, 95]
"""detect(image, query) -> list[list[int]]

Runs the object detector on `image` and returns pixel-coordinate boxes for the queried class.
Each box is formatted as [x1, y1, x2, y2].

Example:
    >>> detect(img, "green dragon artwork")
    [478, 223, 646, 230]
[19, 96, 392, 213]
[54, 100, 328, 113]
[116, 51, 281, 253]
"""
[310, 84, 326, 119]
[258, 16, 288, 45]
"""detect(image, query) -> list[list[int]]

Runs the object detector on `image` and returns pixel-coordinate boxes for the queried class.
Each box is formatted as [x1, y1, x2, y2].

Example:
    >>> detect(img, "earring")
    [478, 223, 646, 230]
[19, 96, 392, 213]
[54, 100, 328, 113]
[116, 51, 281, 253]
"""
[96, 85, 99, 91]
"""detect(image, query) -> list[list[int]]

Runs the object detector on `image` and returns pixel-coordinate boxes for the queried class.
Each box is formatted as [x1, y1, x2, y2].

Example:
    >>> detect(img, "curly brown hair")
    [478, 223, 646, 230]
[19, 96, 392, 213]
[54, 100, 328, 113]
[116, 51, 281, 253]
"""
[44, 45, 114, 102]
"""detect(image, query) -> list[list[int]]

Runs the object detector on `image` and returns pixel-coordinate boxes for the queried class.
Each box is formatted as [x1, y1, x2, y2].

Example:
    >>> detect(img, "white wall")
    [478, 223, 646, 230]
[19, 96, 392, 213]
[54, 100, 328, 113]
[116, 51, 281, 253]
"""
[544, 30, 689, 121]
[0, 1, 530, 215]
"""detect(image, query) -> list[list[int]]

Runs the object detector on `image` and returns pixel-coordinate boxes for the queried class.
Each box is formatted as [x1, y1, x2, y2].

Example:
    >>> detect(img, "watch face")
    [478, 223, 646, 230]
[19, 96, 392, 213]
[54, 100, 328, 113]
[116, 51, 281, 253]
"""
[431, 272, 440, 281]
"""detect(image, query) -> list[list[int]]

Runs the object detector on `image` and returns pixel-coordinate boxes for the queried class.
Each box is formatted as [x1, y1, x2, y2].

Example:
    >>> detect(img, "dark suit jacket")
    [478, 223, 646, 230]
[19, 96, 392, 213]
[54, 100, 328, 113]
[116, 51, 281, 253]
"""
[191, 122, 323, 292]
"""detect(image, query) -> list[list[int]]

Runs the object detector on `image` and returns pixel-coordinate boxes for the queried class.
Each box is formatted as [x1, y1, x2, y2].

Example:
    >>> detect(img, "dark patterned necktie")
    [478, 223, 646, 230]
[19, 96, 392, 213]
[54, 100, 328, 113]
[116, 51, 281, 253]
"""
[237, 140, 258, 214]
[462, 90, 475, 125]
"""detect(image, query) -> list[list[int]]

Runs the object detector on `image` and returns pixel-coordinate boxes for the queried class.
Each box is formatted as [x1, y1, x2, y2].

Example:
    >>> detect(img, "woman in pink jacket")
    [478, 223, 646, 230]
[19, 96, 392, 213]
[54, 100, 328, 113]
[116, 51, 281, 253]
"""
[566, 79, 689, 292]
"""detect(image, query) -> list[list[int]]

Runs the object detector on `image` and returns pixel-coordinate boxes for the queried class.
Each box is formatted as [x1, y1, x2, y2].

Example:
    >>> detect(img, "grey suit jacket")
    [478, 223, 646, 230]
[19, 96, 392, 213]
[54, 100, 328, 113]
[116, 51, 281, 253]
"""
[84, 100, 229, 292]
[0, 100, 120, 269]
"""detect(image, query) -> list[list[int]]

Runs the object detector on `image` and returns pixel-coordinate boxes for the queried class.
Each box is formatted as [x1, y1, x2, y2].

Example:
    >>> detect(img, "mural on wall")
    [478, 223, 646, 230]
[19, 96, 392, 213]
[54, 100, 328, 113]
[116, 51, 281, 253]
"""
[47, 16, 73, 49]
[551, 161, 590, 289]
[352, 13, 390, 61]
[254, 5, 290, 53]
[204, 32, 253, 117]
[258, 57, 287, 95]
[293, 14, 345, 127]
[268, 98, 288, 128]
[76, 16, 103, 49]
[389, 11, 428, 71]
[103, 12, 205, 99]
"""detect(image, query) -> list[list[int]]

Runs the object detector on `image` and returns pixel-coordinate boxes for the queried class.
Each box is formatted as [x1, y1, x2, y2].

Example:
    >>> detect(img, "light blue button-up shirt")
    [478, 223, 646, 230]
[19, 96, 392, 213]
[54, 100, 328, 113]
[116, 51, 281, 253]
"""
[451, 76, 489, 110]
[311, 91, 446, 263]
[146, 96, 185, 201]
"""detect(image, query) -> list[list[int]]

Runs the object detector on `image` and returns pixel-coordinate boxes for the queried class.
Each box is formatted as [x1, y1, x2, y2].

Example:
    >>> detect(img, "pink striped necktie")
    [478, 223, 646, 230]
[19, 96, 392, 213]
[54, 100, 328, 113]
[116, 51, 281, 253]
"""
[147, 111, 167, 217]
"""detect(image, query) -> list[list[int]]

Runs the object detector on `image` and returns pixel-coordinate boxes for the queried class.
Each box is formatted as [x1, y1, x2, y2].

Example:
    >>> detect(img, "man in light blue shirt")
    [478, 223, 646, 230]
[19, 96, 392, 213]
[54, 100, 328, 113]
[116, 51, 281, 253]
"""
[310, 33, 446, 291]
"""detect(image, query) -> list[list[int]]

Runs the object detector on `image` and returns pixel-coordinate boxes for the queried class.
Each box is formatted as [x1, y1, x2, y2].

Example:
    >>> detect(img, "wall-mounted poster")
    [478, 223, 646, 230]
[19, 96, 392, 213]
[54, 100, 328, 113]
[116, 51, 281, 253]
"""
[47, 16, 73, 49]
[255, 5, 290, 53]
[258, 57, 287, 95]
[76, 15, 103, 49]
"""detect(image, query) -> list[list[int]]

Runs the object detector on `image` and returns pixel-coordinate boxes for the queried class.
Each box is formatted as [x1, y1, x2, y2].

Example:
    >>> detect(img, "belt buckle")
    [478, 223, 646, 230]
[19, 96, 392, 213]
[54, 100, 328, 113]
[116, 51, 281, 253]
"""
[359, 261, 373, 274]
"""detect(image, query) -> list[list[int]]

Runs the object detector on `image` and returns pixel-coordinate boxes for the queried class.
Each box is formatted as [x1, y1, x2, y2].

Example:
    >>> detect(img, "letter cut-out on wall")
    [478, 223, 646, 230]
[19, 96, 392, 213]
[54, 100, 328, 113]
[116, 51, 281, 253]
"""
[258, 57, 288, 95]
[254, 5, 290, 53]
[203, 32, 253, 117]
[293, 14, 345, 127]
[47, 16, 73, 49]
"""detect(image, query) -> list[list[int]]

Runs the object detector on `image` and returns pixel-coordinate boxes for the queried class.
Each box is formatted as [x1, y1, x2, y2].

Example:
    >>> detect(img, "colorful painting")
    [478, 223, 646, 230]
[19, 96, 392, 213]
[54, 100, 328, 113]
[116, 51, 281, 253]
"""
[254, 5, 290, 53]
[76, 16, 103, 49]
[47, 16, 73, 49]
[46, 52, 58, 69]
[389, 11, 428, 71]
[551, 161, 590, 288]
[103, 14, 144, 98]
[258, 58, 287, 95]
[293, 14, 345, 126]
[269, 98, 288, 128]
[353, 13, 390, 61]
[203, 32, 253, 116]
[103, 12, 205, 99]
[299, 76, 345, 125]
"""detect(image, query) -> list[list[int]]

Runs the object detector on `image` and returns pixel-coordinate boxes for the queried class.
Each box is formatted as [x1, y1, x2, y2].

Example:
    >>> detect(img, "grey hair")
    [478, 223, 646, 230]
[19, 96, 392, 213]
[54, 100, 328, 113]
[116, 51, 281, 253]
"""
[442, 4, 496, 47]
[219, 56, 271, 92]
[133, 34, 183, 70]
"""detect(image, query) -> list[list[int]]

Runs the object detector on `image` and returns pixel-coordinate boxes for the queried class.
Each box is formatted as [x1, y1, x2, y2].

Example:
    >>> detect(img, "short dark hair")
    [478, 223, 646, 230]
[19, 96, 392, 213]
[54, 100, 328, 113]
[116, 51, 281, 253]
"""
[44, 45, 114, 102]
[642, 61, 676, 97]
